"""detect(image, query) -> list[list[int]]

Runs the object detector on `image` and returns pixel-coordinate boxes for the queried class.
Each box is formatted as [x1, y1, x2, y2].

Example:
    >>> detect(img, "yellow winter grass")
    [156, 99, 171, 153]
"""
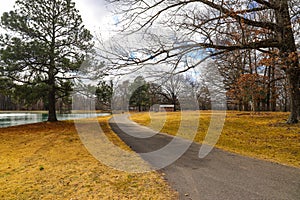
[0, 116, 177, 200]
[130, 111, 300, 168]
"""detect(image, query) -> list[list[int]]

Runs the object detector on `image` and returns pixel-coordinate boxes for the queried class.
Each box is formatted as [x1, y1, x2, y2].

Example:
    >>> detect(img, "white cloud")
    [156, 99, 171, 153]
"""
[76, 0, 107, 27]
[0, 0, 15, 16]
[0, 0, 115, 40]
[75, 0, 115, 39]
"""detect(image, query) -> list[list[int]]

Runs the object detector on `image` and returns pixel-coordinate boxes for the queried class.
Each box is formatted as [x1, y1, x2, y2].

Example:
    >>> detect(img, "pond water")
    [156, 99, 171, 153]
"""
[0, 112, 110, 128]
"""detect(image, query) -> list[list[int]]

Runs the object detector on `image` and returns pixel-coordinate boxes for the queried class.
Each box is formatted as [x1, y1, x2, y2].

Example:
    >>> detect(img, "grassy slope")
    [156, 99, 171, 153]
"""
[0, 116, 177, 200]
[130, 111, 300, 168]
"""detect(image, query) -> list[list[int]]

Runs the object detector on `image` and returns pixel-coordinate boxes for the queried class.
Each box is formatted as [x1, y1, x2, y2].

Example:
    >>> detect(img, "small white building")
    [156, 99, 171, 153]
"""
[159, 104, 175, 112]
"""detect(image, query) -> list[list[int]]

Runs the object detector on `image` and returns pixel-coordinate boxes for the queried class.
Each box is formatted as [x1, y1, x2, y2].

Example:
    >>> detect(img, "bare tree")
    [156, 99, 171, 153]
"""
[101, 0, 299, 123]
[159, 74, 187, 111]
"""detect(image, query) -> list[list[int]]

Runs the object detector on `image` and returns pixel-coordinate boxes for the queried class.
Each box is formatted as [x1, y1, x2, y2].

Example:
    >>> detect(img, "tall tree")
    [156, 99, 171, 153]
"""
[129, 76, 150, 112]
[96, 80, 113, 110]
[159, 74, 186, 111]
[103, 0, 299, 123]
[0, 0, 93, 121]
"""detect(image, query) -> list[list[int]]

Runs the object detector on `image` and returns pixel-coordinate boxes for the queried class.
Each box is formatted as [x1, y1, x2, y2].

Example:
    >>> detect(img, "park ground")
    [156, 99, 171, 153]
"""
[0, 116, 177, 200]
[130, 111, 300, 168]
[0, 111, 299, 199]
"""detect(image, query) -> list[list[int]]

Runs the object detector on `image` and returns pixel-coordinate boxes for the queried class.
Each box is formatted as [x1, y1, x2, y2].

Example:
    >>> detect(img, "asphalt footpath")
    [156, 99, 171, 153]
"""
[109, 114, 300, 200]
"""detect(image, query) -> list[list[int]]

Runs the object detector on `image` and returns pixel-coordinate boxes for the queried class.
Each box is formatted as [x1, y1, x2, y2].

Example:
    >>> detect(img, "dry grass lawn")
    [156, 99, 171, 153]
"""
[130, 111, 300, 168]
[0, 116, 177, 200]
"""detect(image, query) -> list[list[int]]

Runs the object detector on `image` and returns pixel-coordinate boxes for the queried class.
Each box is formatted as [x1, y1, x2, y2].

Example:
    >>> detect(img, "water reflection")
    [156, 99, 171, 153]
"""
[0, 112, 110, 128]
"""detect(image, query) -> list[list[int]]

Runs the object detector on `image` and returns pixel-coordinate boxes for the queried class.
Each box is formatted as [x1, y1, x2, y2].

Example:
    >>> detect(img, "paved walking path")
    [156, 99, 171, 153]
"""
[109, 114, 300, 200]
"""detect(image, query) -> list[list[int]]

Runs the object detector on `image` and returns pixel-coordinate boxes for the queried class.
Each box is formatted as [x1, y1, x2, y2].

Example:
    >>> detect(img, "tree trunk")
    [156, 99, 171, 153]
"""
[286, 70, 300, 123]
[48, 80, 57, 122]
[270, 65, 277, 112]
[274, 0, 300, 123]
[172, 94, 177, 111]
[48, 4, 57, 122]
[266, 65, 271, 111]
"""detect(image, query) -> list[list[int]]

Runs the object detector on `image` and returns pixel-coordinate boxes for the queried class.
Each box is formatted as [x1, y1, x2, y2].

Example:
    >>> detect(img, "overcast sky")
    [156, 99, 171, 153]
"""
[0, 0, 115, 40]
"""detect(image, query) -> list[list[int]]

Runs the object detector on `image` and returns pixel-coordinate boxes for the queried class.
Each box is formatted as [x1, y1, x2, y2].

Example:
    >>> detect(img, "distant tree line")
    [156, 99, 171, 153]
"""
[0, 70, 293, 114]
[112, 75, 210, 112]
[111, 71, 294, 113]
[215, 48, 291, 112]
[0, 79, 112, 112]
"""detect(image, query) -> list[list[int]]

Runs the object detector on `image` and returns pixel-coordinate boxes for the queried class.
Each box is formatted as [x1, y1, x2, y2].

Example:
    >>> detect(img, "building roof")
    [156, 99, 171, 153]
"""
[159, 105, 174, 108]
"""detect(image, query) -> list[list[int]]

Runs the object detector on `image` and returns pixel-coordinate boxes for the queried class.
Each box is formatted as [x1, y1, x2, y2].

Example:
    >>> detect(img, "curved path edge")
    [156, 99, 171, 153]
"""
[109, 114, 300, 200]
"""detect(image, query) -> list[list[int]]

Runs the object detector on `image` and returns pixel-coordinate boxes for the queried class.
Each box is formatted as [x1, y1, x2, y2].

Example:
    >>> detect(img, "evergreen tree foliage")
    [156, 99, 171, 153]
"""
[0, 0, 93, 121]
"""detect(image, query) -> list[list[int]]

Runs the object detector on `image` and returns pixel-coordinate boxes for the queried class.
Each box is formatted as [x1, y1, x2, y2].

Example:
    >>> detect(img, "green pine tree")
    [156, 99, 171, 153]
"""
[0, 0, 93, 121]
